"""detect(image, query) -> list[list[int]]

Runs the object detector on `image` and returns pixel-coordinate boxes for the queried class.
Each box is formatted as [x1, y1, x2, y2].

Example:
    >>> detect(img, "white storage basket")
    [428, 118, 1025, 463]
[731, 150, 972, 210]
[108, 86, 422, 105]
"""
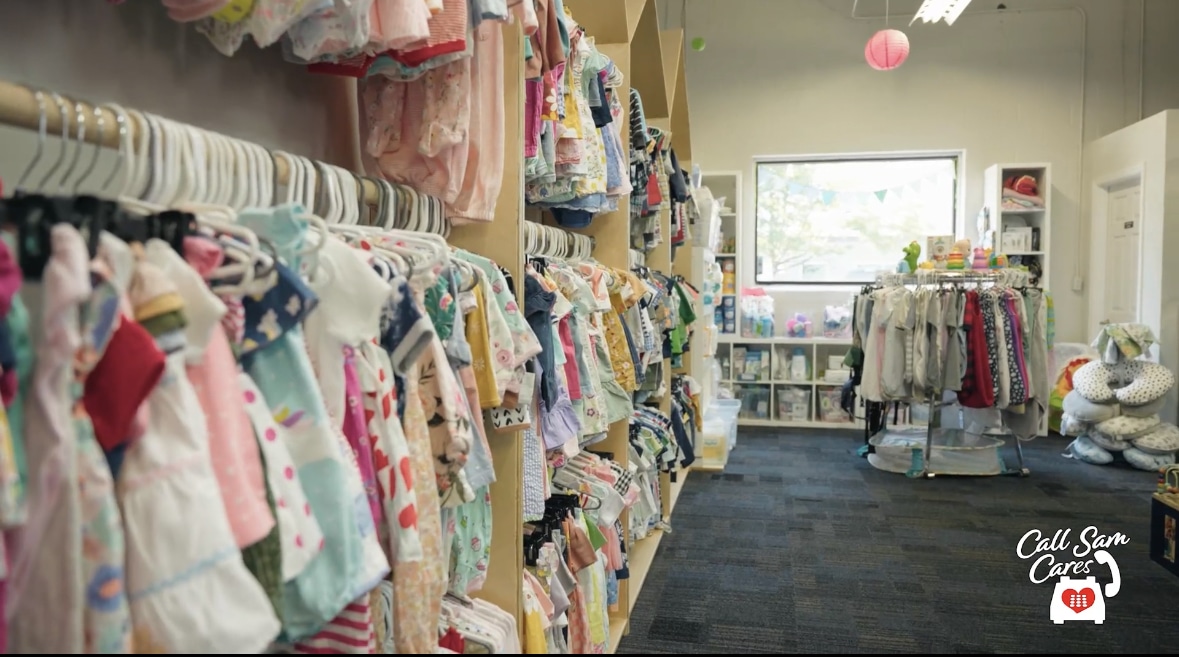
[868, 428, 1006, 476]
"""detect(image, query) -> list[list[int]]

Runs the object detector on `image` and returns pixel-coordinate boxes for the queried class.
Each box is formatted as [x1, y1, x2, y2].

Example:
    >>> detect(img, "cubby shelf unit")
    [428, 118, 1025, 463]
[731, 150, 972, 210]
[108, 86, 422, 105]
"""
[716, 335, 857, 428]
[980, 162, 1052, 291]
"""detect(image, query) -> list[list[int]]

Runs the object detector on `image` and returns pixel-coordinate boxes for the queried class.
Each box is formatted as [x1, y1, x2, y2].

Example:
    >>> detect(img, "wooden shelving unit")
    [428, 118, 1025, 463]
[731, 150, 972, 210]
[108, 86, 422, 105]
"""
[451, 2, 697, 651]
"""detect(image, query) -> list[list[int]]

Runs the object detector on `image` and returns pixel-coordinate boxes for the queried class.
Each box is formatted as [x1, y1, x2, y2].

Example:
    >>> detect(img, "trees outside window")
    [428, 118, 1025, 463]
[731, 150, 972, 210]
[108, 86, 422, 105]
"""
[755, 156, 958, 285]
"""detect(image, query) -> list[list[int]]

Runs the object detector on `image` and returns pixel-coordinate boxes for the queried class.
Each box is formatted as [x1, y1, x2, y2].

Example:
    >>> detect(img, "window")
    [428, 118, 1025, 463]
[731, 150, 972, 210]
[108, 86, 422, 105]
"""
[754, 155, 959, 285]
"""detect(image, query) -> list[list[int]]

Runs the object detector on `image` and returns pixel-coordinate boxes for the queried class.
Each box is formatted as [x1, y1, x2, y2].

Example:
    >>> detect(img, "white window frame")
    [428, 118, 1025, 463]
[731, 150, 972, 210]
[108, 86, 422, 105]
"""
[752, 150, 966, 289]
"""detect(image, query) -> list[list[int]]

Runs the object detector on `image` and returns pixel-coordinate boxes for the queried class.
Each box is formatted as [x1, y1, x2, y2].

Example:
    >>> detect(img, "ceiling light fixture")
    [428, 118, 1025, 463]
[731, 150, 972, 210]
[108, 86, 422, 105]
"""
[910, 0, 973, 25]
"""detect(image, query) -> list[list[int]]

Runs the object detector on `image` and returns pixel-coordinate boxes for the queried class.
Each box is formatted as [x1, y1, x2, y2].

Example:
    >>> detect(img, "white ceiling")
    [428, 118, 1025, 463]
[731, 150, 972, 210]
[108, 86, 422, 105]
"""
[824, 0, 988, 21]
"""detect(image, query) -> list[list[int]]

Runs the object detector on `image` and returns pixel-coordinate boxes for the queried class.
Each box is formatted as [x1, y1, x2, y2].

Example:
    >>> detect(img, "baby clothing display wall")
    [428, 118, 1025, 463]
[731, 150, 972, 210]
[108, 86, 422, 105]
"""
[0, 0, 703, 653]
[0, 100, 506, 653]
[0, 92, 694, 654]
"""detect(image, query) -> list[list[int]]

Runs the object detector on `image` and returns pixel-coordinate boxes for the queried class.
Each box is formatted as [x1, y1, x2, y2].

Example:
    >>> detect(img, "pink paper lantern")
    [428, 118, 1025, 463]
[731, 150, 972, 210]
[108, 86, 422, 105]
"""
[865, 29, 910, 71]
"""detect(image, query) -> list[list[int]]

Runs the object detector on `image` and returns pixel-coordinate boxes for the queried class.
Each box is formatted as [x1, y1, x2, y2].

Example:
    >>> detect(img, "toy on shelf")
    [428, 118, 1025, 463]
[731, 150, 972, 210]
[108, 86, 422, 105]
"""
[897, 241, 921, 273]
[926, 235, 953, 268]
[823, 304, 852, 339]
[941, 237, 969, 271]
[1062, 324, 1179, 471]
[786, 313, 812, 338]
[971, 247, 989, 270]
[989, 251, 1008, 269]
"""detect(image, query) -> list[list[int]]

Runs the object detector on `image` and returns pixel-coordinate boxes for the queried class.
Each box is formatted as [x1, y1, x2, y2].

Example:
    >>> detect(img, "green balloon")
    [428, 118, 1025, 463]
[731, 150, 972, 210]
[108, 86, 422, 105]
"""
[691, 37, 706, 51]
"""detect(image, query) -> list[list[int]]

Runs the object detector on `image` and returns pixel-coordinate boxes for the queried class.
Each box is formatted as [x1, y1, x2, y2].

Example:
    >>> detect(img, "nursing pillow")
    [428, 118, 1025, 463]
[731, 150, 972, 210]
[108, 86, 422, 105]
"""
[1123, 446, 1176, 472]
[1067, 436, 1113, 465]
[1088, 430, 1132, 452]
[1130, 423, 1179, 455]
[1093, 413, 1161, 439]
[1059, 413, 1089, 437]
[1122, 395, 1168, 418]
[1072, 359, 1175, 406]
[1061, 390, 1119, 422]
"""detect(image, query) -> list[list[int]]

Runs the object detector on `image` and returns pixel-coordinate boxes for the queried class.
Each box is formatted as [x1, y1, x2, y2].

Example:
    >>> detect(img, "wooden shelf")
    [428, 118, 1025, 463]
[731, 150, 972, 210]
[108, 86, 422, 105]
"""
[452, 20, 526, 628]
[452, 1, 700, 652]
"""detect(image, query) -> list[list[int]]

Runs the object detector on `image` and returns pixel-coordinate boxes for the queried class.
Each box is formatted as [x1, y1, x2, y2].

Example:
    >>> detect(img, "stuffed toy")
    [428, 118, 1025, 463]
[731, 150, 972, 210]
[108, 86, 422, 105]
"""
[971, 248, 989, 270]
[901, 242, 920, 274]
[786, 313, 811, 338]
[1064, 325, 1179, 471]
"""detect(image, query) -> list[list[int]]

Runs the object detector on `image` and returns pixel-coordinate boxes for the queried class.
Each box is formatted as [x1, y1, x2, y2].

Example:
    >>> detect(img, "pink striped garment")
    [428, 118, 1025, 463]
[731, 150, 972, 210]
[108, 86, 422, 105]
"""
[291, 598, 377, 654]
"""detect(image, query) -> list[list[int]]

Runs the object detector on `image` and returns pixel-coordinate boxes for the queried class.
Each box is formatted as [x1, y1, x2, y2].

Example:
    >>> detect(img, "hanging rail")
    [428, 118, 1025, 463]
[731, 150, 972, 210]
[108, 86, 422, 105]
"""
[0, 79, 384, 204]
[876, 268, 1030, 287]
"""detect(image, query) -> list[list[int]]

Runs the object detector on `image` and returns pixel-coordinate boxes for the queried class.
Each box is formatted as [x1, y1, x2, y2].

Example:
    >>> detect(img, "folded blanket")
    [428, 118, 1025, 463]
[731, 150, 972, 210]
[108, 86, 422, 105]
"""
[1092, 323, 1157, 364]
[1002, 187, 1044, 207]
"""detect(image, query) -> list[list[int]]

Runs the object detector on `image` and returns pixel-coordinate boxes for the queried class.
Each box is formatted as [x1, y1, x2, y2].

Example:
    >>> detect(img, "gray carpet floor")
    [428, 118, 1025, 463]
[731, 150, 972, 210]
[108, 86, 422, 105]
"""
[617, 429, 1179, 653]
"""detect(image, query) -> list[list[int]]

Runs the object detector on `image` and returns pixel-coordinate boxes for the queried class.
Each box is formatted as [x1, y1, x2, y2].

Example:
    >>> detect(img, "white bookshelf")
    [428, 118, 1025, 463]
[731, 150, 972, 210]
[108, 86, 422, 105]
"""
[716, 335, 857, 429]
[980, 163, 1051, 290]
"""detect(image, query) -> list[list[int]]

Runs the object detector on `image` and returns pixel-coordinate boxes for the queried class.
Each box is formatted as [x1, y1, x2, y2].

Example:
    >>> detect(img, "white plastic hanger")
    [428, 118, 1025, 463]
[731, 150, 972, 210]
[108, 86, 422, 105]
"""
[35, 93, 70, 193]
[290, 154, 329, 259]
[162, 120, 261, 295]
[327, 175, 413, 276]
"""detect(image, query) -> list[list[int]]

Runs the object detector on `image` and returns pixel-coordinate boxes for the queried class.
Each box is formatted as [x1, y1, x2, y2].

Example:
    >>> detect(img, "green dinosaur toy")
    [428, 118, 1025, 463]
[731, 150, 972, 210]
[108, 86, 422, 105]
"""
[902, 241, 921, 273]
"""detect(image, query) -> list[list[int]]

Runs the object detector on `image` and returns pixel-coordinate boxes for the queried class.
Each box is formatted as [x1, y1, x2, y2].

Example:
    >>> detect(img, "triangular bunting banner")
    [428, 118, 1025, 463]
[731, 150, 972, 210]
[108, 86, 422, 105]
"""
[772, 171, 949, 205]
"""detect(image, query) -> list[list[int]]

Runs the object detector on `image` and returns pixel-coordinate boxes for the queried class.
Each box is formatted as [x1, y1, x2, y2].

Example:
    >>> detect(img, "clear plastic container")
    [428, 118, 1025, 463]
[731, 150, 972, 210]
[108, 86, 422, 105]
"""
[710, 399, 742, 451]
[699, 418, 730, 469]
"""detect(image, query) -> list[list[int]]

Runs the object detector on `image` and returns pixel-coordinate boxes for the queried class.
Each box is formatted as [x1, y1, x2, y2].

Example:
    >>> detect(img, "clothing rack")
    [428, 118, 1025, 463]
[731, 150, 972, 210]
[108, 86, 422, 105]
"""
[866, 268, 1034, 478]
[875, 268, 1031, 288]
[0, 78, 387, 206]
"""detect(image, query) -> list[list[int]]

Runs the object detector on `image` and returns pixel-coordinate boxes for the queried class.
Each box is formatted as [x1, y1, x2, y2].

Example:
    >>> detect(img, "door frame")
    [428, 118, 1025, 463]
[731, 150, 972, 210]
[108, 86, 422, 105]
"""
[1088, 163, 1146, 336]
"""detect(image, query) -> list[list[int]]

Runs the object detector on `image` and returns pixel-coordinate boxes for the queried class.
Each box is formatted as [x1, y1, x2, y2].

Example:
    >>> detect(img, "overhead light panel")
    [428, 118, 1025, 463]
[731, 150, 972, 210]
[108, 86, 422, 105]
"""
[910, 0, 973, 25]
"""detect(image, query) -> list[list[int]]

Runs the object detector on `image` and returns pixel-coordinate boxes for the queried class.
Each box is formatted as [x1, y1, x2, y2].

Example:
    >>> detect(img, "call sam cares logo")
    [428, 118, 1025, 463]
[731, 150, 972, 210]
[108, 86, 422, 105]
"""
[1016, 525, 1128, 625]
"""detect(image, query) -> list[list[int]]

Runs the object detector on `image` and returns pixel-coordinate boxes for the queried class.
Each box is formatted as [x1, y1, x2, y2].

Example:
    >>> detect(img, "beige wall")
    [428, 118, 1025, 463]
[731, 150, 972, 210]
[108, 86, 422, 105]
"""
[665, 0, 1179, 345]
[0, 1, 360, 179]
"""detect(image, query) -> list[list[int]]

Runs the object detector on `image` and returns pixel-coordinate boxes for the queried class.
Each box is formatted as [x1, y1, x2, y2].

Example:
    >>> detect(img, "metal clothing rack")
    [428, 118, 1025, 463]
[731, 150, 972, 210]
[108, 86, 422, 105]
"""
[864, 268, 1033, 479]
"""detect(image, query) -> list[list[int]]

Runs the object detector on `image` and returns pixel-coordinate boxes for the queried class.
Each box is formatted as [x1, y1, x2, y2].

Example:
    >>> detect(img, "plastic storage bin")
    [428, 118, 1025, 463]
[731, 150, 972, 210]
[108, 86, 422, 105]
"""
[777, 387, 811, 422]
[699, 418, 729, 469]
[712, 399, 741, 450]
[817, 388, 850, 423]
[699, 399, 742, 468]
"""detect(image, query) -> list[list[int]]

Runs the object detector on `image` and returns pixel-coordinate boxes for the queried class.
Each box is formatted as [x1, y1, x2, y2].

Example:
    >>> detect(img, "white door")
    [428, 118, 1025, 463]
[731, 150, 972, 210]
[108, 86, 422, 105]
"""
[1102, 181, 1142, 326]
